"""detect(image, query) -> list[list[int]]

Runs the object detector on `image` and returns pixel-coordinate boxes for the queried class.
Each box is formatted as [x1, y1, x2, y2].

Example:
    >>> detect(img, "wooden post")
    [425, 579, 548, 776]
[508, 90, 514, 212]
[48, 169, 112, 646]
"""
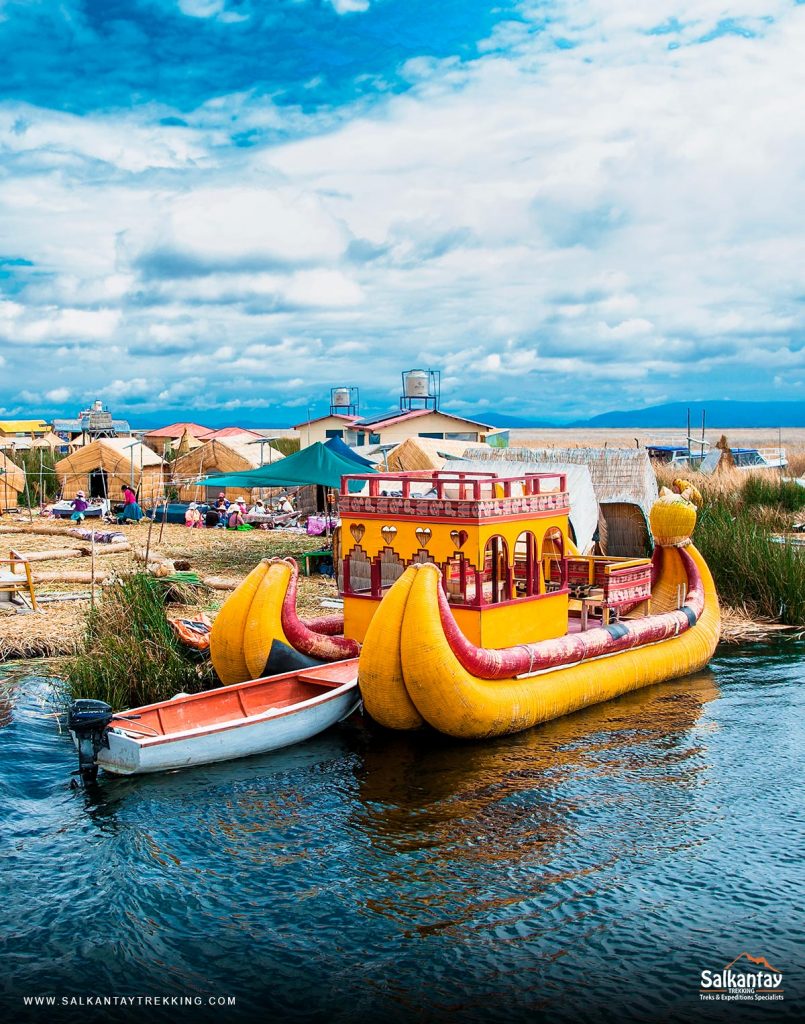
[144, 507, 155, 568]
[158, 496, 169, 545]
[90, 533, 96, 610]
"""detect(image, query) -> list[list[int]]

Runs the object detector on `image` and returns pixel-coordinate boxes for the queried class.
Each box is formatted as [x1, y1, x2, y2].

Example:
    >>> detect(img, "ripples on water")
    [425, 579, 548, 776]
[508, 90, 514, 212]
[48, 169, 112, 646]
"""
[0, 645, 802, 1023]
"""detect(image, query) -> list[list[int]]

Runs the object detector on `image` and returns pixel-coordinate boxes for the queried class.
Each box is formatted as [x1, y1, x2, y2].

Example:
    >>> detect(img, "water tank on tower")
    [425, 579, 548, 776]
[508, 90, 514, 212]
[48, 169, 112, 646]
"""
[400, 369, 440, 412]
[329, 386, 359, 417]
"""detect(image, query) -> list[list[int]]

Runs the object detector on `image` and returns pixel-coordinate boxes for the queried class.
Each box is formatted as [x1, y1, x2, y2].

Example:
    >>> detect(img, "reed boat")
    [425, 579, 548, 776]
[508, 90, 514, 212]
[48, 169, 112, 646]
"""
[344, 470, 720, 739]
[203, 468, 719, 742]
[67, 659, 359, 779]
[208, 557, 359, 686]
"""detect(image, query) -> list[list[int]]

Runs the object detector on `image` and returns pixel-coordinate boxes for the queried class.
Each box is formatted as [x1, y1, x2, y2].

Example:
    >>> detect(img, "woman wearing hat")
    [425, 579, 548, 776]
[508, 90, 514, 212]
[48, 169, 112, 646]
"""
[70, 491, 89, 522]
[184, 502, 203, 528]
[226, 498, 254, 531]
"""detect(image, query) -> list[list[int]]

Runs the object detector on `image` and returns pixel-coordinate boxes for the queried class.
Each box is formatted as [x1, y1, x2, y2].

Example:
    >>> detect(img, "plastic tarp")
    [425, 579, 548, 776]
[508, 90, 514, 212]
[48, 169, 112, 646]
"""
[197, 441, 374, 490]
[323, 435, 376, 468]
[451, 457, 600, 554]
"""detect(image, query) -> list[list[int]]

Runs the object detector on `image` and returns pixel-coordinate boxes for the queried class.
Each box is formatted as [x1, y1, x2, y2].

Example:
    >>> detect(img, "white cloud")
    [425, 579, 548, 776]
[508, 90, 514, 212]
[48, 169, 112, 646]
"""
[330, 0, 370, 13]
[178, 0, 226, 17]
[45, 387, 71, 402]
[100, 378, 154, 401]
[3, 1, 805, 419]
[15, 309, 121, 344]
[137, 186, 349, 271]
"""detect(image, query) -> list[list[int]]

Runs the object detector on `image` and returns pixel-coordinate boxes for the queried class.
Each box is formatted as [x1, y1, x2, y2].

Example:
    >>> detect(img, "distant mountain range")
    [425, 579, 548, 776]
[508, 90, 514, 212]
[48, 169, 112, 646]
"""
[93, 398, 805, 432]
[571, 401, 805, 429]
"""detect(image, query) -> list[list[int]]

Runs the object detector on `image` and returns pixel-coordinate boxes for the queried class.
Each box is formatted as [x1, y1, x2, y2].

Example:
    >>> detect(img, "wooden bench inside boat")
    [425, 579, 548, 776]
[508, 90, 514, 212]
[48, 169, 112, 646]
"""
[112, 661, 358, 738]
[552, 555, 653, 628]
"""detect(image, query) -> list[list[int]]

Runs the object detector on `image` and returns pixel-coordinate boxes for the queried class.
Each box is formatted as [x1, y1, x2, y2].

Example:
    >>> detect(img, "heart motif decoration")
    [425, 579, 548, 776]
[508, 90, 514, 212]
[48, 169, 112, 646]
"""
[381, 525, 397, 545]
[415, 527, 432, 547]
[450, 529, 468, 548]
[349, 523, 365, 543]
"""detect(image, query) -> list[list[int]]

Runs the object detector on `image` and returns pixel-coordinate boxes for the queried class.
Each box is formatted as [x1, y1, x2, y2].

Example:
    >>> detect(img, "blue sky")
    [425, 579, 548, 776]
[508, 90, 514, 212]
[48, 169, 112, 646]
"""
[1, 0, 804, 426]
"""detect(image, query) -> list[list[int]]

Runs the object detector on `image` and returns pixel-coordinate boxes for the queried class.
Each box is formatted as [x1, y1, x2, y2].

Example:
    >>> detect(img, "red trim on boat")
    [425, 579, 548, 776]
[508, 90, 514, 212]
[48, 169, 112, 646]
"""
[437, 548, 705, 680]
[277, 558, 360, 659]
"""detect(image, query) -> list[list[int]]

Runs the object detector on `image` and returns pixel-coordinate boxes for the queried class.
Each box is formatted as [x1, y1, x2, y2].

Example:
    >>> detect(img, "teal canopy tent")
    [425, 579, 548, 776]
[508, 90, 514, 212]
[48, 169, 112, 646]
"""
[196, 442, 374, 490]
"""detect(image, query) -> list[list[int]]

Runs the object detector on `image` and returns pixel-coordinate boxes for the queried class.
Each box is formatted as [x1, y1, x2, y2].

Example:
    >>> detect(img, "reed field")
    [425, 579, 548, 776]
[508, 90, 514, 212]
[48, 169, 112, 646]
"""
[63, 573, 215, 709]
[655, 464, 805, 628]
[1, 428, 803, 679]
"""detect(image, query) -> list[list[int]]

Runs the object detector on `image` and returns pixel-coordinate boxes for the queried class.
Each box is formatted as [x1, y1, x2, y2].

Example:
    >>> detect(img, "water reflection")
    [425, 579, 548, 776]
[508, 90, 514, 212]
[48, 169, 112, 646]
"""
[350, 673, 719, 935]
[3, 651, 803, 1024]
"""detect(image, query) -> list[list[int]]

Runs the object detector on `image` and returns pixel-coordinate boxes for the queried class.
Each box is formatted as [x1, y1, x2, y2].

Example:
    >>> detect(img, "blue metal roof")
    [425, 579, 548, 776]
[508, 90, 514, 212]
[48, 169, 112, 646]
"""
[53, 418, 131, 433]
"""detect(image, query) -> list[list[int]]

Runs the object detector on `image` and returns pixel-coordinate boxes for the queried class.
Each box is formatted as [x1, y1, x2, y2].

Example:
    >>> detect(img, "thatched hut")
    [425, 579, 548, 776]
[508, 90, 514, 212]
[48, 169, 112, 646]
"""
[171, 438, 283, 503]
[30, 431, 66, 450]
[387, 436, 481, 472]
[0, 451, 26, 510]
[54, 439, 166, 504]
[465, 446, 658, 556]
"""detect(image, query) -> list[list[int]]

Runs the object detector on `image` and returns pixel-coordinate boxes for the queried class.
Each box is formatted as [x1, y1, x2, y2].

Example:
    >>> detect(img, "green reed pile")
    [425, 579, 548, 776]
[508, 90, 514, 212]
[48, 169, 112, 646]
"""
[64, 573, 214, 709]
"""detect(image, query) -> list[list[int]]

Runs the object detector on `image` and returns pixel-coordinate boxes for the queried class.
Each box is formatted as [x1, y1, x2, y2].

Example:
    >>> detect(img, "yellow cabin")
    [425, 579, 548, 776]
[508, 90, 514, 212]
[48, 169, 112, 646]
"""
[339, 470, 571, 646]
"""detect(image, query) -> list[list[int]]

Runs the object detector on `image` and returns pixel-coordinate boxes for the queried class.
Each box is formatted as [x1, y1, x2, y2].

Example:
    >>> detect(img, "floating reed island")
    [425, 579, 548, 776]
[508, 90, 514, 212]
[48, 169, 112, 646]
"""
[0, 521, 332, 662]
[1, 448, 803, 669]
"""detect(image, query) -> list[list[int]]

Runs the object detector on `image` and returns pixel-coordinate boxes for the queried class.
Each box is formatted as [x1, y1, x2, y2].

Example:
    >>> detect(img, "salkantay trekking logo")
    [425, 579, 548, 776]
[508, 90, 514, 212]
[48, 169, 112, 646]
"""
[700, 952, 784, 1002]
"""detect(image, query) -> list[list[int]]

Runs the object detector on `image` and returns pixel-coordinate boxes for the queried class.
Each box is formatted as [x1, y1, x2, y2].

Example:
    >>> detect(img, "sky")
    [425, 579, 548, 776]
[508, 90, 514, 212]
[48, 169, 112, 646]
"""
[1, 0, 804, 426]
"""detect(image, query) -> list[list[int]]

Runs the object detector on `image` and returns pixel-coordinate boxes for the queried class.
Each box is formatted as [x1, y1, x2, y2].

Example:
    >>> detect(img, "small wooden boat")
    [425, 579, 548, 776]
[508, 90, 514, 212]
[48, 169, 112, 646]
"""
[68, 658, 359, 779]
[169, 615, 212, 652]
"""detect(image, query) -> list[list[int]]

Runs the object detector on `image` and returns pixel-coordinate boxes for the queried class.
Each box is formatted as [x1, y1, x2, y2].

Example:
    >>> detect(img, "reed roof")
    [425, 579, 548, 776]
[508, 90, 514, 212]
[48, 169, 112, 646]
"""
[54, 438, 165, 475]
[172, 438, 283, 478]
[386, 436, 483, 472]
[468, 445, 658, 514]
[0, 450, 26, 492]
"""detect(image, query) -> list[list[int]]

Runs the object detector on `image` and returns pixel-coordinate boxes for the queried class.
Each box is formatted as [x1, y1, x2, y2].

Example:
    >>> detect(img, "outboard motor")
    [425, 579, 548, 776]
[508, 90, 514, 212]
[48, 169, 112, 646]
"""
[67, 700, 113, 783]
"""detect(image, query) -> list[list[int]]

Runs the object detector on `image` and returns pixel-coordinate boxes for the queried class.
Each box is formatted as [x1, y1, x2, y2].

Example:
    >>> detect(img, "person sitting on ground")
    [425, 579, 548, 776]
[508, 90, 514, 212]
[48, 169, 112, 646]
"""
[249, 499, 266, 516]
[227, 504, 246, 530]
[276, 494, 295, 515]
[118, 484, 144, 524]
[215, 492, 230, 511]
[184, 502, 203, 528]
[70, 491, 89, 522]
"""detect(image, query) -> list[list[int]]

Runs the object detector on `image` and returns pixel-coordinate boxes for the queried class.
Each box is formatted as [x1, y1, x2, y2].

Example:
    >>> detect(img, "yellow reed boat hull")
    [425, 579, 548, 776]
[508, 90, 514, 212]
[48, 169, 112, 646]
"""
[359, 544, 720, 739]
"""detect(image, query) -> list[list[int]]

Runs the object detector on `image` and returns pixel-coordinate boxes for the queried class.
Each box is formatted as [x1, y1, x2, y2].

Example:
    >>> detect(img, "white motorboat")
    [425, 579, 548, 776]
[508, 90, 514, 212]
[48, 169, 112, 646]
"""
[68, 659, 359, 778]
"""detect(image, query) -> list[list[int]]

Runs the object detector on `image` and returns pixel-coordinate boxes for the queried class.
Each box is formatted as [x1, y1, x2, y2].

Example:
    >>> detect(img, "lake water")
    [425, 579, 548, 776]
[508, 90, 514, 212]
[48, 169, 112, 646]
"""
[1, 644, 802, 1023]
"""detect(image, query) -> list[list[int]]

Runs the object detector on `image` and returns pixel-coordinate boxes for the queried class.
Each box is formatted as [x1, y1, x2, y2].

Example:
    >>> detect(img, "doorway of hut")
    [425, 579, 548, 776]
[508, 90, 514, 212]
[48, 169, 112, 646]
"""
[89, 469, 108, 499]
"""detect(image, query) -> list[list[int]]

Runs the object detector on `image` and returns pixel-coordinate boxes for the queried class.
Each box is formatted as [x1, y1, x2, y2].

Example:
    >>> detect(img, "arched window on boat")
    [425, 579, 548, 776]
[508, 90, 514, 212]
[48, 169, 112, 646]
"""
[342, 545, 372, 596]
[375, 547, 406, 595]
[444, 553, 474, 604]
[513, 530, 539, 597]
[541, 527, 566, 592]
[481, 535, 510, 604]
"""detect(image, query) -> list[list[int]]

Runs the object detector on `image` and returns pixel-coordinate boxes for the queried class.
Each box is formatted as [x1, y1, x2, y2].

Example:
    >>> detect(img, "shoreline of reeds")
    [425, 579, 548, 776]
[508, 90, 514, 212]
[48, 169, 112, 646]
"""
[656, 465, 805, 628]
[59, 572, 215, 710]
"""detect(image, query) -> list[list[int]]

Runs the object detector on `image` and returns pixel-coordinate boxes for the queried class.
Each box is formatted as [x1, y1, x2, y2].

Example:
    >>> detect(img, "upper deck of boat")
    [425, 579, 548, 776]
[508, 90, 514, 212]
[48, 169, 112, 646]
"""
[339, 469, 570, 522]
